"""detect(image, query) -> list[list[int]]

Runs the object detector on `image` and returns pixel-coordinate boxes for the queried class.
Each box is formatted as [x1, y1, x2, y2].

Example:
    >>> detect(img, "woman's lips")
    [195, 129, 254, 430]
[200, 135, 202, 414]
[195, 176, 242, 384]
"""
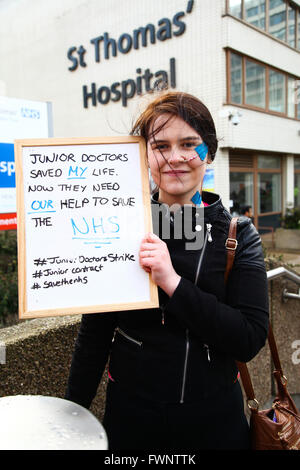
[163, 170, 189, 176]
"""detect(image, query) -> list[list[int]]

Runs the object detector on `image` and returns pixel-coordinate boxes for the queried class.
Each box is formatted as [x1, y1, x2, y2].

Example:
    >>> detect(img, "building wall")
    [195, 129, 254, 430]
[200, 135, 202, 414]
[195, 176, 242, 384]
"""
[0, 0, 224, 135]
[0, 0, 299, 211]
[220, 15, 300, 155]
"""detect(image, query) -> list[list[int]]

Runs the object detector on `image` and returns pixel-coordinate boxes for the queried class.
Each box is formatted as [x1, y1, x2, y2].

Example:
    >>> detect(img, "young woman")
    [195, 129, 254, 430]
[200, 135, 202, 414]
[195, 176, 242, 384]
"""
[65, 91, 269, 450]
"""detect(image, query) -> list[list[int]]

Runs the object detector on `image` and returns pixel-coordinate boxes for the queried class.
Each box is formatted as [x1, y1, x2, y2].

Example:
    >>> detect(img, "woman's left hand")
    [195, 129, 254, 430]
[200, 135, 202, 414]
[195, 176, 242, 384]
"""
[139, 233, 181, 297]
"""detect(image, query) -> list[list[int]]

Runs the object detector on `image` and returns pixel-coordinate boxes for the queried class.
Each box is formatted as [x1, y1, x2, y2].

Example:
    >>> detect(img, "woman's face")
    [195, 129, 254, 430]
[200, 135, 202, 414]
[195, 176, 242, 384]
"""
[147, 113, 209, 206]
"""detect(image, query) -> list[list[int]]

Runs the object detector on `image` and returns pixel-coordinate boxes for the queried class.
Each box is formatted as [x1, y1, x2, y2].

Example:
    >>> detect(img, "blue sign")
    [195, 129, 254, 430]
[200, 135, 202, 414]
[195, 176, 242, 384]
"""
[0, 143, 15, 188]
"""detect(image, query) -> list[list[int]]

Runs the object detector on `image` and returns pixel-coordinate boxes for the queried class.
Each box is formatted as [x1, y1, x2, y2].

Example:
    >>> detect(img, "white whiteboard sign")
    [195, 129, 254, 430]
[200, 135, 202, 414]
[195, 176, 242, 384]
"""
[15, 137, 158, 319]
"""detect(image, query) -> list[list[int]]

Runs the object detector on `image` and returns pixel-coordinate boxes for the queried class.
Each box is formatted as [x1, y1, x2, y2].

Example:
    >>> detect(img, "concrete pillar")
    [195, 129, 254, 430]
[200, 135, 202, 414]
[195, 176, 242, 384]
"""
[214, 148, 230, 211]
[283, 155, 295, 213]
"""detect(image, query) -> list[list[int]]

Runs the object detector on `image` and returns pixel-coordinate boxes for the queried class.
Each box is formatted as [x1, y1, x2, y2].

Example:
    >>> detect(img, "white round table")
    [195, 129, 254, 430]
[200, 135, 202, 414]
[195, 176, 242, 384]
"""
[0, 395, 108, 450]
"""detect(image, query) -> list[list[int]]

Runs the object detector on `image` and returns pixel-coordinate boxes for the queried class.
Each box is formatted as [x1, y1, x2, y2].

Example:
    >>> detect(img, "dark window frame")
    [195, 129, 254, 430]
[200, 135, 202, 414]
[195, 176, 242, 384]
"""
[227, 49, 300, 120]
[226, 0, 300, 52]
[229, 151, 283, 226]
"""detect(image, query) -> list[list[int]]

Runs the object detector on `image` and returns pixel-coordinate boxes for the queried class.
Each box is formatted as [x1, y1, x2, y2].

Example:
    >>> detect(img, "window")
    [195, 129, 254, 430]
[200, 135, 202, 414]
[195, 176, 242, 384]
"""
[258, 173, 281, 212]
[294, 157, 300, 207]
[258, 156, 281, 213]
[230, 172, 254, 215]
[245, 0, 266, 30]
[229, 153, 283, 228]
[258, 155, 281, 168]
[269, 0, 286, 41]
[245, 60, 266, 108]
[230, 53, 243, 104]
[288, 77, 296, 117]
[288, 6, 296, 48]
[269, 69, 285, 113]
[229, 0, 242, 18]
[295, 173, 300, 206]
[228, 50, 300, 119]
[295, 157, 300, 207]
[227, 0, 300, 51]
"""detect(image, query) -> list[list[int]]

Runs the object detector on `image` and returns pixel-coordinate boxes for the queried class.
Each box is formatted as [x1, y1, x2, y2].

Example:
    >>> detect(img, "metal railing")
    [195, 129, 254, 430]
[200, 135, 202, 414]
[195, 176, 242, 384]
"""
[267, 267, 300, 302]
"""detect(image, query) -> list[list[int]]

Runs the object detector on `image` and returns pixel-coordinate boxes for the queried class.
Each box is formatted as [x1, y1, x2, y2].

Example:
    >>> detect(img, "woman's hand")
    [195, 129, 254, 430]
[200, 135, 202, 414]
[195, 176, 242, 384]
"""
[139, 233, 181, 297]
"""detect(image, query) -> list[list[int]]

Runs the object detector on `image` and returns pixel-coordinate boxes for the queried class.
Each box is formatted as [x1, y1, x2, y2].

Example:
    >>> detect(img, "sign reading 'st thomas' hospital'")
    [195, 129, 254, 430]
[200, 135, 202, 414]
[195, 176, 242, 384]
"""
[66, 0, 195, 108]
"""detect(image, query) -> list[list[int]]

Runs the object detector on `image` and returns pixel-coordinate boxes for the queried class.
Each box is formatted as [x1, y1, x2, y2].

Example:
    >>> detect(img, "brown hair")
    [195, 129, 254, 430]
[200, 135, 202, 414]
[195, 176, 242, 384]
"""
[131, 91, 218, 161]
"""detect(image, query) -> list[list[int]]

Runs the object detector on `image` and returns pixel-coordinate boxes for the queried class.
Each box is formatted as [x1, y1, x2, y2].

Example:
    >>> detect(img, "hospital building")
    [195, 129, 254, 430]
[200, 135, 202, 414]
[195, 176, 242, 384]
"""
[0, 0, 300, 230]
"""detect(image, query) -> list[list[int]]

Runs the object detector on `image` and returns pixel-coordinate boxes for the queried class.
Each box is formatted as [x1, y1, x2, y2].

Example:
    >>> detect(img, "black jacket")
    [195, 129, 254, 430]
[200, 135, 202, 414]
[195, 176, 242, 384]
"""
[65, 192, 269, 408]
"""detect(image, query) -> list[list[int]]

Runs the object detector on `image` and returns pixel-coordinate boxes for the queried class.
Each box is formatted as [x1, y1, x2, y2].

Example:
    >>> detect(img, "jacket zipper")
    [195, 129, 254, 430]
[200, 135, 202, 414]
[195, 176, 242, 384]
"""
[180, 329, 190, 403]
[203, 224, 212, 362]
[116, 327, 143, 347]
[180, 223, 213, 403]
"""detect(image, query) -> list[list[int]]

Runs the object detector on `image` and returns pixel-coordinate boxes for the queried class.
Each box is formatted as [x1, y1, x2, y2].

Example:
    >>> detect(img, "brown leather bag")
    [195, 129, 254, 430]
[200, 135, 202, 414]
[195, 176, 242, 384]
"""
[225, 217, 300, 450]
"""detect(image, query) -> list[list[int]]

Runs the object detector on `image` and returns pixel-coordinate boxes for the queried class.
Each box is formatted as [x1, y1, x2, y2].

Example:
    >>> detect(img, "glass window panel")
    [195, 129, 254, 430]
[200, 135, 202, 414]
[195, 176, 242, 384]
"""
[258, 173, 281, 213]
[269, 0, 286, 42]
[244, 0, 266, 29]
[230, 53, 243, 104]
[295, 157, 300, 170]
[228, 0, 242, 18]
[294, 173, 300, 206]
[288, 6, 296, 48]
[297, 82, 300, 119]
[269, 70, 285, 113]
[288, 77, 296, 118]
[230, 172, 254, 216]
[258, 155, 281, 169]
[245, 60, 266, 108]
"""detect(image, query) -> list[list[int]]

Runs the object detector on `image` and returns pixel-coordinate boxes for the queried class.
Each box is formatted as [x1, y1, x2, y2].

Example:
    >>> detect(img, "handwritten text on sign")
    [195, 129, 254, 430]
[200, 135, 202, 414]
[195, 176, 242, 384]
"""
[16, 139, 157, 317]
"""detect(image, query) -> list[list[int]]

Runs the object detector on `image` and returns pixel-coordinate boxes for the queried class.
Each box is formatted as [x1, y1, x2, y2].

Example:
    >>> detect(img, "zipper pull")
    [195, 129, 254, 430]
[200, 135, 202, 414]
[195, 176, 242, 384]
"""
[206, 223, 212, 242]
[161, 306, 166, 325]
[204, 344, 211, 362]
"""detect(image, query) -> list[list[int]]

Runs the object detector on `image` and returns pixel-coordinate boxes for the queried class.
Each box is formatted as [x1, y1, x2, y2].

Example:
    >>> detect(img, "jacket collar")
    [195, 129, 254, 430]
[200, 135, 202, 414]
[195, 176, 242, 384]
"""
[150, 191, 225, 222]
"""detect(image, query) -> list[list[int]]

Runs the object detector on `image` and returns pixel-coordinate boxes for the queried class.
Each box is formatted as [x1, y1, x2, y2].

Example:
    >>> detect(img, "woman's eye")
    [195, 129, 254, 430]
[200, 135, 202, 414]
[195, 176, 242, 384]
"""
[183, 142, 196, 148]
[153, 144, 168, 151]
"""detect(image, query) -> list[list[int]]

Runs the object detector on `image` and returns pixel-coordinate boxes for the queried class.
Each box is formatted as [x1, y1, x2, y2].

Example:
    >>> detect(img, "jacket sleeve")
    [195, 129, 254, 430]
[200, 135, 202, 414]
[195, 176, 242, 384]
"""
[65, 312, 117, 409]
[165, 221, 269, 363]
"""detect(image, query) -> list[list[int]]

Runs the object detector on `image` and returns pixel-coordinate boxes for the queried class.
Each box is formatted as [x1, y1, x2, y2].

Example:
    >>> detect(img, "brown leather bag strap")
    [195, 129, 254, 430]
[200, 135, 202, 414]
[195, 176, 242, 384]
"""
[224, 217, 238, 283]
[237, 326, 284, 403]
[224, 218, 255, 400]
[236, 361, 256, 401]
[267, 323, 283, 376]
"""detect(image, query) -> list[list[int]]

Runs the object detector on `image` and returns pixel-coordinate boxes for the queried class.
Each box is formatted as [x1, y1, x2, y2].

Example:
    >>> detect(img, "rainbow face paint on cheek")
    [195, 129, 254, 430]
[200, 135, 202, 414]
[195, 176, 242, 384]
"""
[185, 154, 198, 162]
[191, 190, 202, 206]
[194, 142, 208, 161]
